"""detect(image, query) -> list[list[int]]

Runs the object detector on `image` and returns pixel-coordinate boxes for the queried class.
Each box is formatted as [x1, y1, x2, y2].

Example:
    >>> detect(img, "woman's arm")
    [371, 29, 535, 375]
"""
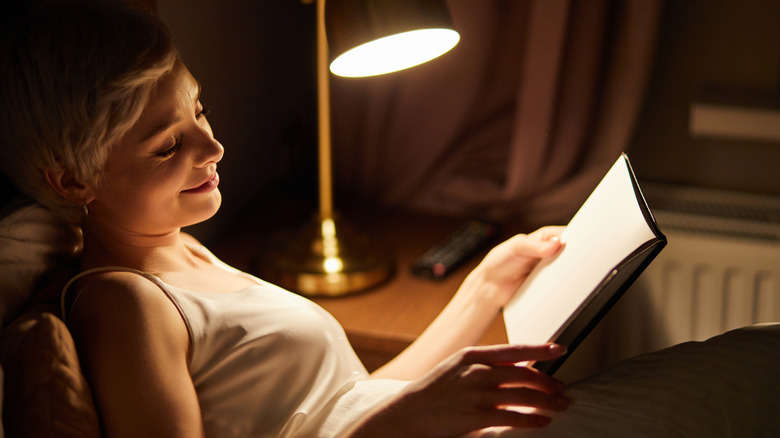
[372, 226, 564, 381]
[68, 272, 204, 438]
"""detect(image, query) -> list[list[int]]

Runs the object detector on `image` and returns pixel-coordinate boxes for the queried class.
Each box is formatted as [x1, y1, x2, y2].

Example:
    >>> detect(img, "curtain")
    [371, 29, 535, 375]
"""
[331, 0, 663, 228]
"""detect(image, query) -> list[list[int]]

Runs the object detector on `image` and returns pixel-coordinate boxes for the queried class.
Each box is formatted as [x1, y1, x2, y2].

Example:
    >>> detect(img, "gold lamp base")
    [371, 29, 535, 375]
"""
[257, 213, 394, 297]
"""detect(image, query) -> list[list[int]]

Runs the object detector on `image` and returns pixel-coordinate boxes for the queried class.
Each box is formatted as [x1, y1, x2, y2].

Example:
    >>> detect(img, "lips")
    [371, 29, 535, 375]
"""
[183, 173, 219, 194]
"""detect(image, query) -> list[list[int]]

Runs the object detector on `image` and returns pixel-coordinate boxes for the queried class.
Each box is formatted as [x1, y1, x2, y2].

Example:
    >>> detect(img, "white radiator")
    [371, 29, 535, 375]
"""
[559, 184, 780, 380]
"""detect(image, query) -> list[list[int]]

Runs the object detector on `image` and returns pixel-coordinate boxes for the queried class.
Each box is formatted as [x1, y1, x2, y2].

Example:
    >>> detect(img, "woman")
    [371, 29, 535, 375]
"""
[0, 1, 569, 436]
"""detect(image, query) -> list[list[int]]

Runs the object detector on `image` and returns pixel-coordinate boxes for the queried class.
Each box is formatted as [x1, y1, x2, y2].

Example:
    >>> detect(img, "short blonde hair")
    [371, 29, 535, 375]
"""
[0, 0, 178, 224]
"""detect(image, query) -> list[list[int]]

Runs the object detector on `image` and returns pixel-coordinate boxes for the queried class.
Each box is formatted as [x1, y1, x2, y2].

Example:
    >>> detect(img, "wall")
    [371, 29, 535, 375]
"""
[628, 0, 780, 195]
[157, 0, 780, 243]
[157, 1, 319, 243]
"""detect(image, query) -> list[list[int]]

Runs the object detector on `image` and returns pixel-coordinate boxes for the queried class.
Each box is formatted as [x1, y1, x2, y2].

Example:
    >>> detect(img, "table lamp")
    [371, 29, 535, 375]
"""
[262, 0, 459, 296]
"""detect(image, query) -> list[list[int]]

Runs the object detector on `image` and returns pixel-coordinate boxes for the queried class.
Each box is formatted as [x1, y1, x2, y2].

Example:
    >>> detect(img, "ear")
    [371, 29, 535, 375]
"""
[44, 163, 95, 204]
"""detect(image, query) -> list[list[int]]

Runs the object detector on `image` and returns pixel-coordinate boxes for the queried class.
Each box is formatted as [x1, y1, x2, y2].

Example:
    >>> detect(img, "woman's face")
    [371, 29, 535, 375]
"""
[87, 63, 224, 237]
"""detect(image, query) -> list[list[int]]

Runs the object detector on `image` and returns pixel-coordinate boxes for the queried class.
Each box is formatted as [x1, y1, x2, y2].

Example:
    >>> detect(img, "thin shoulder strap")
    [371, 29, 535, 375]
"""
[60, 266, 165, 324]
[60, 266, 195, 363]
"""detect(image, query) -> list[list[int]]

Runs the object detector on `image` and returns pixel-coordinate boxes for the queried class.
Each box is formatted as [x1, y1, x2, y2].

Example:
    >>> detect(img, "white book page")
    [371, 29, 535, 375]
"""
[503, 155, 657, 345]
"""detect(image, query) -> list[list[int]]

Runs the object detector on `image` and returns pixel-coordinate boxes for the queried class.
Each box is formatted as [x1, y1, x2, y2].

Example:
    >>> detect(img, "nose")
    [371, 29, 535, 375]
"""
[194, 128, 224, 167]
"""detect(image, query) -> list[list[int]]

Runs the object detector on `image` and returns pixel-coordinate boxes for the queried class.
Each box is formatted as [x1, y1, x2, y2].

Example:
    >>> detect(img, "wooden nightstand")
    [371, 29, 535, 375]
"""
[210, 205, 512, 371]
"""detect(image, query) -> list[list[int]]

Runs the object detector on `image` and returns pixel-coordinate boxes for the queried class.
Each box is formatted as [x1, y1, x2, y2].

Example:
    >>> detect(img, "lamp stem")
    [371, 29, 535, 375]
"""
[316, 0, 333, 219]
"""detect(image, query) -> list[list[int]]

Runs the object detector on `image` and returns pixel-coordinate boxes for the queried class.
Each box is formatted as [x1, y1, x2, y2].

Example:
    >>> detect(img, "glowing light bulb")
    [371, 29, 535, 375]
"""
[330, 28, 460, 78]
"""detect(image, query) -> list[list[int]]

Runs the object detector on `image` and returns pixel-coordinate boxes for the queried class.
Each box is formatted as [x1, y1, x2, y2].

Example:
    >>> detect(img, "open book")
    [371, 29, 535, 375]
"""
[503, 154, 666, 374]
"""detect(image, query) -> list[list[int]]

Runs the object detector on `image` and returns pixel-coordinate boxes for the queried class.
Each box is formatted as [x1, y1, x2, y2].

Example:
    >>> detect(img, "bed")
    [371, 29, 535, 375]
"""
[2, 202, 779, 437]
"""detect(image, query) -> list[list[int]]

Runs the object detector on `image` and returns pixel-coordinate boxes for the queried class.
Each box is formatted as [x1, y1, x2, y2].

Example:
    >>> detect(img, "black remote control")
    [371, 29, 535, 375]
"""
[411, 220, 499, 280]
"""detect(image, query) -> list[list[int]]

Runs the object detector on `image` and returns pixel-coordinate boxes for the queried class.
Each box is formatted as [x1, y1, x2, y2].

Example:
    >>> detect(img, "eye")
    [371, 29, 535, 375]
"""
[196, 103, 211, 120]
[157, 138, 181, 158]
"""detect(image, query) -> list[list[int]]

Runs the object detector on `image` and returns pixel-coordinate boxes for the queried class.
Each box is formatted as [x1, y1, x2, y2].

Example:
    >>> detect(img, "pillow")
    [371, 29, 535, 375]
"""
[480, 323, 780, 437]
[0, 200, 82, 327]
[0, 311, 101, 438]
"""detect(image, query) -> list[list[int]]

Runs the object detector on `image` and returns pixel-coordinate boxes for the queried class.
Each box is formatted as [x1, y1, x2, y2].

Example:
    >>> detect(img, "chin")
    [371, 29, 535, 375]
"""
[184, 193, 222, 227]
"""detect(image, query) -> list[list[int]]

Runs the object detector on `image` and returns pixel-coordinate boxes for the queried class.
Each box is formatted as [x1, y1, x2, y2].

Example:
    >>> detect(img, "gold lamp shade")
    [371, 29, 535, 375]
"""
[259, 0, 459, 297]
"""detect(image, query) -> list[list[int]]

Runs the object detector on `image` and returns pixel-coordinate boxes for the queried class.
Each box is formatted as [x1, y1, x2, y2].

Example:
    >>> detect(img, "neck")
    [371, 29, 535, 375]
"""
[80, 218, 194, 273]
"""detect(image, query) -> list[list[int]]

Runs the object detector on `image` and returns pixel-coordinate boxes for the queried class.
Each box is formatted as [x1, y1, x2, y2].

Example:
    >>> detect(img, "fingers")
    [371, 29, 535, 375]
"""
[397, 404, 554, 437]
[458, 344, 567, 389]
[460, 343, 567, 367]
[470, 229, 566, 307]
[376, 344, 571, 436]
[482, 386, 571, 412]
[477, 226, 565, 277]
[450, 357, 571, 431]
[454, 344, 569, 404]
[499, 232, 564, 260]
[467, 362, 565, 394]
[470, 408, 555, 429]
[529, 225, 566, 242]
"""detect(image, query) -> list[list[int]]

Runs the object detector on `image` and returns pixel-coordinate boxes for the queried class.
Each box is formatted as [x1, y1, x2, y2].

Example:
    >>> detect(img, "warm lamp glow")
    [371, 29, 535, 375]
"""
[257, 0, 458, 296]
[330, 28, 460, 77]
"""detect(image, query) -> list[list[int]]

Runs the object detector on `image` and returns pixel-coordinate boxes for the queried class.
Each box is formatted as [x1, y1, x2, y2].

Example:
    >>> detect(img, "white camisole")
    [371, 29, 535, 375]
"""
[61, 244, 407, 438]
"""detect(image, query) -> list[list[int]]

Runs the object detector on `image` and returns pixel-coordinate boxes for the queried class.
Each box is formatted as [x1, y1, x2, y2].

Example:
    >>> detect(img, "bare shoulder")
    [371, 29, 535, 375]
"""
[68, 270, 189, 354]
[67, 271, 200, 437]
[73, 270, 173, 319]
